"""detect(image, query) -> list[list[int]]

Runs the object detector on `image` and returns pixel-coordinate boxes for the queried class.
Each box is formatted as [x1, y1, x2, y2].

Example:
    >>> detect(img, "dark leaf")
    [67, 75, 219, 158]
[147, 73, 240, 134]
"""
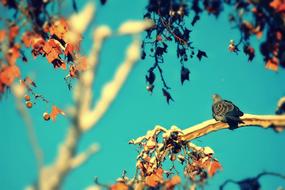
[22, 56, 28, 62]
[162, 88, 174, 104]
[197, 50, 208, 61]
[146, 84, 154, 93]
[141, 51, 146, 60]
[191, 14, 200, 26]
[146, 70, 155, 84]
[72, 0, 78, 12]
[100, 0, 107, 5]
[181, 66, 190, 85]
[238, 178, 261, 190]
[51, 59, 65, 69]
[183, 29, 191, 41]
[243, 45, 255, 62]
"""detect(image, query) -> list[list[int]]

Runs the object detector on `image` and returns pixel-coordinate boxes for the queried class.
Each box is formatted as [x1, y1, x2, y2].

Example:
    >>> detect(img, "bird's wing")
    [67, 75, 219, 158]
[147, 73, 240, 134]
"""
[212, 101, 234, 117]
[224, 100, 244, 116]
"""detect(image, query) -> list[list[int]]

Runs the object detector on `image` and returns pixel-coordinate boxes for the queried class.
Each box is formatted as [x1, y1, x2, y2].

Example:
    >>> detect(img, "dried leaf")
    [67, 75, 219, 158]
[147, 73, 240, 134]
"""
[43, 39, 62, 63]
[266, 57, 279, 71]
[0, 30, 6, 42]
[6, 44, 20, 65]
[164, 175, 181, 190]
[270, 0, 285, 12]
[49, 19, 69, 40]
[110, 182, 128, 190]
[207, 160, 222, 177]
[145, 169, 164, 187]
[50, 105, 65, 121]
[0, 65, 20, 86]
[9, 24, 19, 42]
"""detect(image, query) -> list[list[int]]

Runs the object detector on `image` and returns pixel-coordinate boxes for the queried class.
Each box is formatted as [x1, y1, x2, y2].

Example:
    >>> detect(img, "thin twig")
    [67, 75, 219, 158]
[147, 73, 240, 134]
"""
[11, 85, 44, 170]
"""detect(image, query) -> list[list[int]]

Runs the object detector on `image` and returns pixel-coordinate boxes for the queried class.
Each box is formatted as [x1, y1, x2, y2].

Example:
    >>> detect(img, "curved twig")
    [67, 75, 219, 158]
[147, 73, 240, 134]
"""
[11, 84, 44, 170]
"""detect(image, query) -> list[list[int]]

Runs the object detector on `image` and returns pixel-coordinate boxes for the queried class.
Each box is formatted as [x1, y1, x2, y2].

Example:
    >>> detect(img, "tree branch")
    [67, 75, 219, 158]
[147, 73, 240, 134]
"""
[25, 3, 153, 189]
[70, 144, 99, 169]
[82, 35, 141, 131]
[182, 114, 285, 141]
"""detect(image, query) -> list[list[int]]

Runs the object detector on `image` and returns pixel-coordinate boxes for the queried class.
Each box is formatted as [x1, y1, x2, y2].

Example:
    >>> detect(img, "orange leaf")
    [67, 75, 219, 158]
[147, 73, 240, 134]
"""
[270, 0, 285, 12]
[49, 19, 69, 40]
[6, 44, 20, 65]
[0, 65, 20, 86]
[50, 105, 65, 121]
[0, 30, 6, 42]
[46, 50, 58, 63]
[31, 36, 45, 57]
[266, 57, 279, 71]
[60, 62, 66, 70]
[165, 175, 181, 190]
[110, 182, 128, 190]
[64, 43, 74, 56]
[145, 174, 161, 187]
[208, 160, 222, 177]
[9, 24, 19, 42]
[22, 32, 33, 47]
[145, 168, 164, 187]
[43, 39, 62, 63]
[0, 81, 5, 93]
[1, 0, 8, 6]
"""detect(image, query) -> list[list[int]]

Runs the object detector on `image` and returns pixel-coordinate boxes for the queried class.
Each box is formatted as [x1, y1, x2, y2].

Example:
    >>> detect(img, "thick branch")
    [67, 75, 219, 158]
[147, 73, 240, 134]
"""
[82, 36, 141, 131]
[182, 114, 285, 141]
[70, 143, 99, 169]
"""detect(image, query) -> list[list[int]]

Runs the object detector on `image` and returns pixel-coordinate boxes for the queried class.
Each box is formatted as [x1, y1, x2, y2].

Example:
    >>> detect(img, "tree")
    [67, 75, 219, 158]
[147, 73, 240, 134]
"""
[0, 0, 285, 190]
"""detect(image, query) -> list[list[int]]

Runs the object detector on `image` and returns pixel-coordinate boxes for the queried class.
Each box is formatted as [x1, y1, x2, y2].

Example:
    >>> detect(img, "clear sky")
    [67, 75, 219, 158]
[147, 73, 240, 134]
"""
[0, 0, 285, 189]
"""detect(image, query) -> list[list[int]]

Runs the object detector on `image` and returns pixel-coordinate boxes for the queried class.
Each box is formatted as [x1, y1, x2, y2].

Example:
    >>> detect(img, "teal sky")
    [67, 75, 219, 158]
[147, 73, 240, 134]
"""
[0, 0, 285, 189]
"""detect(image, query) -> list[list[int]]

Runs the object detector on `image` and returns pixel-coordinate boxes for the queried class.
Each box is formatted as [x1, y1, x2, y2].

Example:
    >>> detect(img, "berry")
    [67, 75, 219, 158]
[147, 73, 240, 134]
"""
[43, 112, 50, 121]
[24, 94, 30, 101]
[26, 101, 33, 108]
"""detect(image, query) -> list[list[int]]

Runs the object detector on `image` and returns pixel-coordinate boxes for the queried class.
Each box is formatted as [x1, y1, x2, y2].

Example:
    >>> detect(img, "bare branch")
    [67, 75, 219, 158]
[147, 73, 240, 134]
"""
[24, 3, 154, 189]
[117, 19, 154, 35]
[82, 36, 141, 131]
[75, 26, 112, 130]
[182, 114, 285, 141]
[71, 144, 99, 169]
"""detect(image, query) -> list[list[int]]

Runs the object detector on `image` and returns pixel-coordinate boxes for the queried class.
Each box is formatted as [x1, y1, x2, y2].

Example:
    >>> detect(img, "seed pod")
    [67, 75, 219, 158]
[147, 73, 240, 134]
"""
[43, 112, 50, 121]
[25, 101, 33, 108]
[24, 94, 30, 101]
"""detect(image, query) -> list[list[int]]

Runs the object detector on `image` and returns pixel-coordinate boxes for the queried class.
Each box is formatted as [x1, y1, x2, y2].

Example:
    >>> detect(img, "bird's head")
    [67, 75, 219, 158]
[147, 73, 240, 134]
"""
[212, 94, 222, 103]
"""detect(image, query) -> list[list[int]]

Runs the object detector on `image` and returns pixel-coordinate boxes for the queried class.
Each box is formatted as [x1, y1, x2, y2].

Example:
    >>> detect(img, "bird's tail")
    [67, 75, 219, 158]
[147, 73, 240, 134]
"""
[227, 116, 244, 130]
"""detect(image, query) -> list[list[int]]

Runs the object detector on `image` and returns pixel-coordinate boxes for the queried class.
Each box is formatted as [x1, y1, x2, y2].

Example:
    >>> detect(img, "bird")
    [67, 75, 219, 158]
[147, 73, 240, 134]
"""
[212, 94, 244, 130]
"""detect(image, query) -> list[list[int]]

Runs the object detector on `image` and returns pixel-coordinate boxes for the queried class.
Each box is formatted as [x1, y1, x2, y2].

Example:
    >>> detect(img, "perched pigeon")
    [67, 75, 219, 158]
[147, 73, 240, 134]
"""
[212, 94, 244, 130]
